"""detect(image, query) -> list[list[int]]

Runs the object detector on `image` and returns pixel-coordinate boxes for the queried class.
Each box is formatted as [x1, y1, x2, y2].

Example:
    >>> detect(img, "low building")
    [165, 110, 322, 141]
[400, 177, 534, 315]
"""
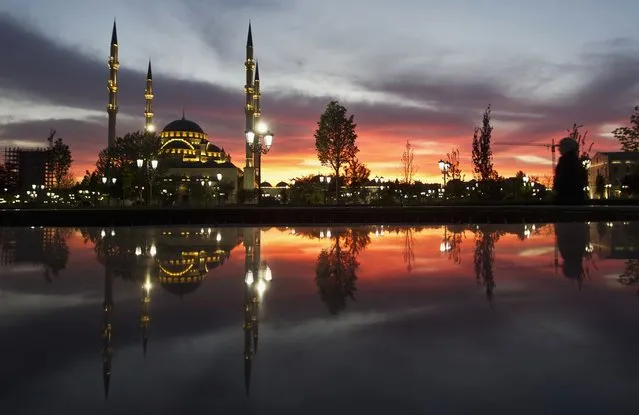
[588, 151, 639, 198]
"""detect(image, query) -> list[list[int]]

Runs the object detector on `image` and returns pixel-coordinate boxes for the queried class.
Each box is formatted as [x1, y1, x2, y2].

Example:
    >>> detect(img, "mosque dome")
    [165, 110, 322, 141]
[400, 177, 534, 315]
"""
[162, 117, 205, 134]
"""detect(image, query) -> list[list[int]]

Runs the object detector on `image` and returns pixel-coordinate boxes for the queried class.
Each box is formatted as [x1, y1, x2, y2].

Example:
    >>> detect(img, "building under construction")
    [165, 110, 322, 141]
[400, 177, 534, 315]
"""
[3, 147, 54, 193]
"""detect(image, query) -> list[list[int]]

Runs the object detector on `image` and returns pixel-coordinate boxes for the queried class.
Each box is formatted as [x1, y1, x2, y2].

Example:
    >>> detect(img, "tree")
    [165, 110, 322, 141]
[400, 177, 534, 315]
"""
[471, 105, 496, 181]
[446, 147, 462, 180]
[566, 123, 594, 160]
[344, 157, 370, 188]
[400, 140, 417, 184]
[612, 106, 639, 152]
[315, 101, 359, 202]
[50, 137, 73, 189]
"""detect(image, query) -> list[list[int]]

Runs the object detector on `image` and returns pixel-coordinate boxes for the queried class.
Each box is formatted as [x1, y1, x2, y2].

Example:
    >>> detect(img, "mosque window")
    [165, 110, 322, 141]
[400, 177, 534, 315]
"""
[188, 132, 193, 137]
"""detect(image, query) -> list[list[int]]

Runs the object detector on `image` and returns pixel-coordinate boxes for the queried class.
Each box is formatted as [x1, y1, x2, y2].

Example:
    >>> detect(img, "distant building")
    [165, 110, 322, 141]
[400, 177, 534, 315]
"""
[3, 147, 53, 193]
[588, 151, 639, 198]
[589, 222, 639, 259]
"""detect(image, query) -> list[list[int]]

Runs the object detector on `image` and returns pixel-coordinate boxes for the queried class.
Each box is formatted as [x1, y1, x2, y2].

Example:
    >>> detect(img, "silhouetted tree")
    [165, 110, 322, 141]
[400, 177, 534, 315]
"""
[612, 106, 639, 152]
[402, 228, 415, 272]
[344, 157, 370, 188]
[314, 228, 371, 314]
[473, 226, 500, 307]
[472, 105, 496, 181]
[401, 140, 417, 184]
[50, 136, 73, 189]
[553, 137, 588, 204]
[314, 101, 359, 202]
[446, 147, 462, 180]
[566, 123, 594, 160]
[42, 228, 70, 282]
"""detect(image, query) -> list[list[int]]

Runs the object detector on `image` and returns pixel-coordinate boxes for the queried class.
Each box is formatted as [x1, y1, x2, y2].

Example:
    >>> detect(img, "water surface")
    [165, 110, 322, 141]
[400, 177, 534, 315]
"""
[1, 223, 638, 414]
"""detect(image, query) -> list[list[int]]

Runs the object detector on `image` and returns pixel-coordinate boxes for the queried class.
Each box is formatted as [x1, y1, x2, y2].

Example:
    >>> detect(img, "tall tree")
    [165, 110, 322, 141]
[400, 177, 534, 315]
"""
[50, 137, 73, 189]
[344, 157, 370, 188]
[400, 140, 417, 184]
[612, 106, 639, 152]
[315, 101, 359, 201]
[446, 147, 462, 180]
[471, 105, 496, 181]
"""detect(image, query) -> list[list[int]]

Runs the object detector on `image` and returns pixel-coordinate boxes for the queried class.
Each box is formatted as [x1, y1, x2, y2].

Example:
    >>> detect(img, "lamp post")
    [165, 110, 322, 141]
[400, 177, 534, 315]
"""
[245, 121, 274, 204]
[102, 176, 117, 205]
[438, 160, 451, 187]
[137, 158, 159, 206]
[319, 175, 332, 204]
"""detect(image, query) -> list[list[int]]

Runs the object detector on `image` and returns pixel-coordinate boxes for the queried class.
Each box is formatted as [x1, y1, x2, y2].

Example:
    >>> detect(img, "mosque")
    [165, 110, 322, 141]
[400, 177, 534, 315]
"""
[106, 21, 268, 202]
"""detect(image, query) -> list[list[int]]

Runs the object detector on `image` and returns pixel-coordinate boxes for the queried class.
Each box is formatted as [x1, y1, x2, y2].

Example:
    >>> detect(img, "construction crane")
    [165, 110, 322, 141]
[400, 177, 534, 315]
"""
[47, 129, 56, 147]
[493, 138, 558, 179]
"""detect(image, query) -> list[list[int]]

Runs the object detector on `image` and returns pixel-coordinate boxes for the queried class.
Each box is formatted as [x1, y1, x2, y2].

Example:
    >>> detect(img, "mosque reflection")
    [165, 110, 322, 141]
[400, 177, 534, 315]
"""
[4, 221, 639, 400]
[84, 226, 268, 398]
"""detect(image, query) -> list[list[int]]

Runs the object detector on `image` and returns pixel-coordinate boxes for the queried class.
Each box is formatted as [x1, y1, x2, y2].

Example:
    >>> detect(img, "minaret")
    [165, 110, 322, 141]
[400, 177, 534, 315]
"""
[243, 22, 256, 191]
[107, 20, 119, 149]
[140, 275, 151, 355]
[101, 267, 114, 400]
[252, 61, 262, 187]
[144, 60, 154, 133]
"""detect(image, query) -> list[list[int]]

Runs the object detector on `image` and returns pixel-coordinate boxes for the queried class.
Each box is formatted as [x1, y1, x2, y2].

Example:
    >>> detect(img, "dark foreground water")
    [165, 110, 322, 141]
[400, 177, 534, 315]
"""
[1, 223, 639, 414]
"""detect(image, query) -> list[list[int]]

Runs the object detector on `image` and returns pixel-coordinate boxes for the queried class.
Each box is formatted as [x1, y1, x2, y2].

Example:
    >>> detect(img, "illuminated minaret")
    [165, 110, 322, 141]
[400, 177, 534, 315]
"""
[144, 60, 154, 133]
[243, 22, 256, 191]
[107, 20, 119, 149]
[252, 61, 262, 186]
[140, 275, 151, 355]
[101, 267, 114, 400]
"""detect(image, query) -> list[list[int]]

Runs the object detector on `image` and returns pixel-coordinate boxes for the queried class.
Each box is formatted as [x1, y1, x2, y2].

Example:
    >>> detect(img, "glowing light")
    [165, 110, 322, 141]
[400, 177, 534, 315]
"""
[216, 232, 222, 242]
[245, 130, 255, 144]
[245, 270, 254, 285]
[100, 229, 106, 238]
[256, 279, 267, 296]
[135, 246, 142, 256]
[264, 265, 272, 281]
[326, 230, 332, 238]
[151, 159, 159, 169]
[149, 244, 157, 257]
[143, 279, 152, 291]
[111, 230, 116, 237]
[256, 122, 268, 134]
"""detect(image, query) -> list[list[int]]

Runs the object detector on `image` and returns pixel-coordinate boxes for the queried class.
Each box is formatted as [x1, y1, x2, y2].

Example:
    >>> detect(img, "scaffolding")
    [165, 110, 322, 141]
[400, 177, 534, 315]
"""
[3, 147, 54, 193]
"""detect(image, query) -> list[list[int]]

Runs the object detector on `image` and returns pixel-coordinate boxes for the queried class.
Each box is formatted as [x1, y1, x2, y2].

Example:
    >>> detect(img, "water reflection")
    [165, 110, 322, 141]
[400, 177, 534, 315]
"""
[0, 227, 70, 282]
[3, 223, 639, 412]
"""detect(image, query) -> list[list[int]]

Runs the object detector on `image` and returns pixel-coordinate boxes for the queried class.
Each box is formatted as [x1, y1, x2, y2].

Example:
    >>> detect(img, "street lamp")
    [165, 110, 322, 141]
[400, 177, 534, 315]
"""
[438, 160, 451, 187]
[245, 121, 275, 204]
[137, 158, 159, 206]
[319, 175, 332, 204]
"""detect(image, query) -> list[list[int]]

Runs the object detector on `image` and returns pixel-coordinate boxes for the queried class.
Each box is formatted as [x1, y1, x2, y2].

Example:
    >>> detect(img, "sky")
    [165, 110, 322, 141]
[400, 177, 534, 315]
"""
[1, 0, 639, 183]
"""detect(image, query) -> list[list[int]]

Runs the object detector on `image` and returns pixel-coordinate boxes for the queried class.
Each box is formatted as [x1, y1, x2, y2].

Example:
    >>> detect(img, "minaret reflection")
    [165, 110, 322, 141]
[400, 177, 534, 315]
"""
[140, 273, 152, 356]
[101, 266, 114, 400]
[242, 228, 272, 396]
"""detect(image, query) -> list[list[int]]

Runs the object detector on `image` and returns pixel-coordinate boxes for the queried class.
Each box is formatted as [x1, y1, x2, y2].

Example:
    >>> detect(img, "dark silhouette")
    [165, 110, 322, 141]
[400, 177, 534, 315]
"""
[473, 226, 500, 307]
[315, 228, 370, 314]
[553, 137, 587, 204]
[555, 223, 591, 289]
[402, 228, 415, 272]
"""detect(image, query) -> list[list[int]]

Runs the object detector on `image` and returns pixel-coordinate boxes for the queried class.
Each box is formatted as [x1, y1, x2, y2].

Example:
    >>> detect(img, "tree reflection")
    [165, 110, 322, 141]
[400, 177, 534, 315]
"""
[618, 260, 639, 296]
[403, 228, 415, 272]
[42, 228, 71, 282]
[81, 228, 148, 282]
[555, 223, 592, 289]
[444, 226, 465, 265]
[315, 228, 371, 315]
[473, 226, 500, 307]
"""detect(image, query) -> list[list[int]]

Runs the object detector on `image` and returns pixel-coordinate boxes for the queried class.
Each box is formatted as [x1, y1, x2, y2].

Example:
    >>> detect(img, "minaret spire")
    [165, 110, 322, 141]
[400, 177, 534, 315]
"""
[243, 21, 256, 192]
[144, 59, 154, 133]
[107, 19, 119, 149]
